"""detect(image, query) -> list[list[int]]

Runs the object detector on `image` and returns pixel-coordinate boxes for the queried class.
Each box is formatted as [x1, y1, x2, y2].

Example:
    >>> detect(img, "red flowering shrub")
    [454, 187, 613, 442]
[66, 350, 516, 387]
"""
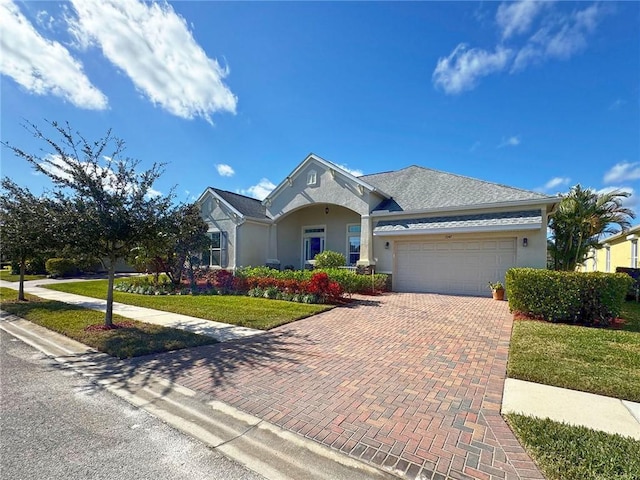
[305, 272, 343, 302]
[212, 269, 235, 292]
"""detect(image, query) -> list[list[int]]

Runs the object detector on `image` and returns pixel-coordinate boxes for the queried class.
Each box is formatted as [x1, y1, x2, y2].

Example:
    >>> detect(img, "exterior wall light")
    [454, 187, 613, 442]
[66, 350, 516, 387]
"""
[522, 238, 528, 247]
[385, 241, 390, 249]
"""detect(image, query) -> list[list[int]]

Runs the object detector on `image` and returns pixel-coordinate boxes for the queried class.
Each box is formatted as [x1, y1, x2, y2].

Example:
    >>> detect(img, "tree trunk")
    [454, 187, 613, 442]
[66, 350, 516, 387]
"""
[105, 259, 115, 327]
[18, 258, 26, 301]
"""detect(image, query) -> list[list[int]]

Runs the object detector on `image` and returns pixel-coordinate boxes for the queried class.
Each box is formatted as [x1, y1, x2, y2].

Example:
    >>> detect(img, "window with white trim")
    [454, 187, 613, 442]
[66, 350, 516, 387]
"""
[604, 245, 611, 273]
[307, 170, 317, 186]
[346, 224, 361, 266]
[632, 239, 638, 268]
[202, 231, 225, 267]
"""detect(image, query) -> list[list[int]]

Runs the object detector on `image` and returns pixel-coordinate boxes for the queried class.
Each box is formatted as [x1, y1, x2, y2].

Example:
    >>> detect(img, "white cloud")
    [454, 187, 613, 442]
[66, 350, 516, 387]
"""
[336, 163, 364, 177]
[215, 163, 235, 177]
[496, 0, 552, 39]
[498, 135, 521, 148]
[597, 186, 637, 211]
[38, 154, 162, 197]
[433, 2, 606, 94]
[512, 4, 603, 71]
[66, 0, 237, 123]
[0, 0, 107, 109]
[608, 99, 625, 110]
[240, 178, 276, 201]
[35, 9, 55, 31]
[603, 162, 640, 185]
[432, 44, 512, 94]
[145, 187, 162, 199]
[540, 176, 571, 192]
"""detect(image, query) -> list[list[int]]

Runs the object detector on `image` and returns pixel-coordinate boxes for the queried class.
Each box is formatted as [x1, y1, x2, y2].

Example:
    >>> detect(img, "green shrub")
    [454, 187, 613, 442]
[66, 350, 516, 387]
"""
[313, 250, 346, 269]
[320, 268, 388, 295]
[11, 256, 48, 275]
[45, 258, 79, 277]
[506, 268, 632, 326]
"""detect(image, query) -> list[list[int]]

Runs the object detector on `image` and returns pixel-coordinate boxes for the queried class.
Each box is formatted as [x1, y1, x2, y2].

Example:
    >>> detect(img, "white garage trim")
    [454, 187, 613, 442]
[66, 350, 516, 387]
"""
[374, 223, 540, 236]
[394, 237, 517, 296]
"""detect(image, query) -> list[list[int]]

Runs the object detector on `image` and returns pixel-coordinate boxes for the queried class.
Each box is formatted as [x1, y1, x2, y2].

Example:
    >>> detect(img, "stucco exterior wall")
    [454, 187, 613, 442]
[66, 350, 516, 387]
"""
[611, 241, 634, 269]
[199, 195, 238, 268]
[371, 207, 549, 274]
[267, 160, 383, 219]
[237, 221, 270, 268]
[276, 204, 360, 269]
[593, 240, 636, 272]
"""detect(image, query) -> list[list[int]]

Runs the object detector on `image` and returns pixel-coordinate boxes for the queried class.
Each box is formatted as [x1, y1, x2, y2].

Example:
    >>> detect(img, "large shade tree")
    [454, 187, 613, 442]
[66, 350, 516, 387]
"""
[2, 121, 173, 326]
[549, 184, 635, 271]
[0, 179, 58, 300]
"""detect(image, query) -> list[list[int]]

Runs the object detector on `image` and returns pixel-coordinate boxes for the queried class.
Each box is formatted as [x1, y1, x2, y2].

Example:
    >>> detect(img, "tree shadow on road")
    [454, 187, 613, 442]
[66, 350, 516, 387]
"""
[78, 328, 319, 398]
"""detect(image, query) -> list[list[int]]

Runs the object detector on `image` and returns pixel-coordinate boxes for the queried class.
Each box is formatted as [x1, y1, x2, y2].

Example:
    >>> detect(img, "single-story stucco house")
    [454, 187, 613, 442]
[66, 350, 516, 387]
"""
[196, 153, 559, 295]
[585, 224, 640, 272]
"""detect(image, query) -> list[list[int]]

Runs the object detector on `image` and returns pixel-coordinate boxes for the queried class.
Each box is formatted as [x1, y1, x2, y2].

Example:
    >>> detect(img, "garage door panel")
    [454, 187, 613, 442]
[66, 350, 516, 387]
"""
[395, 237, 516, 295]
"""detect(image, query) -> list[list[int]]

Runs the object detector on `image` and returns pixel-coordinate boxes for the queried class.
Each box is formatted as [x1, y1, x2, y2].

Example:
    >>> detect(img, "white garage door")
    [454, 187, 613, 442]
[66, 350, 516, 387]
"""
[394, 238, 516, 295]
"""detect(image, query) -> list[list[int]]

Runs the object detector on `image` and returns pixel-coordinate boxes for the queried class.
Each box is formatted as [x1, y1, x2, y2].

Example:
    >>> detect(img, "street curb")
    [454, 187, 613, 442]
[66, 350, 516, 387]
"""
[0, 312, 399, 480]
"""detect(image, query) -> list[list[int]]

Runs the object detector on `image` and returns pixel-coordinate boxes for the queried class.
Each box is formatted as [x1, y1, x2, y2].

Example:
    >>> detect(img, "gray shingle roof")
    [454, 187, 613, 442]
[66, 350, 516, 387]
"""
[360, 166, 553, 212]
[374, 210, 542, 234]
[211, 188, 269, 219]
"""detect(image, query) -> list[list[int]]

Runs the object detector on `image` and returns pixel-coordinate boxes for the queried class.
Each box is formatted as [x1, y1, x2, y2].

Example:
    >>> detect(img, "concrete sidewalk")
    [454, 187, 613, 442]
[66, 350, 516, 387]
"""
[502, 378, 640, 440]
[0, 279, 262, 342]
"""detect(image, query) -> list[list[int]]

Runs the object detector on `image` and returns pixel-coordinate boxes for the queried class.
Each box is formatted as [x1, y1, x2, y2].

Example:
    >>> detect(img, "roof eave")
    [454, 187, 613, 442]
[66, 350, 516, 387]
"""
[597, 224, 640, 245]
[373, 222, 542, 237]
[370, 197, 560, 217]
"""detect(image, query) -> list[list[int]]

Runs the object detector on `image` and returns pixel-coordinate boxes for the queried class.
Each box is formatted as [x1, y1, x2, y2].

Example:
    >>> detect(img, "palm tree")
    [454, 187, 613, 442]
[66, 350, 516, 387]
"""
[548, 185, 635, 271]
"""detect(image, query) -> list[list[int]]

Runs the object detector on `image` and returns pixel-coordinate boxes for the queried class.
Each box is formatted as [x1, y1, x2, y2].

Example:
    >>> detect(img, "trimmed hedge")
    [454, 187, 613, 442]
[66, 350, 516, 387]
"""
[45, 258, 79, 277]
[506, 268, 633, 326]
[314, 250, 346, 269]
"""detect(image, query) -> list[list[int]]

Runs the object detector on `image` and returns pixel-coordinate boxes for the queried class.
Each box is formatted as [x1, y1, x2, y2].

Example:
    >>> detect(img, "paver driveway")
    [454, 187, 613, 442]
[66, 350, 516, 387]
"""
[128, 293, 543, 480]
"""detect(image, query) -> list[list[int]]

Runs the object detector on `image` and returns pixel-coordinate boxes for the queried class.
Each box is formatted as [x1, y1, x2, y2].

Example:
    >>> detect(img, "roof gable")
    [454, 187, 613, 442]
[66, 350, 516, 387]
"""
[361, 165, 555, 212]
[197, 188, 269, 221]
[263, 153, 389, 206]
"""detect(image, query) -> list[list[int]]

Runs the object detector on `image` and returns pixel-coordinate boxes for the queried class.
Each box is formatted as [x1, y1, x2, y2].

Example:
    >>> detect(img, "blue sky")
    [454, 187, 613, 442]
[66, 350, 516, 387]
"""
[1, 0, 639, 213]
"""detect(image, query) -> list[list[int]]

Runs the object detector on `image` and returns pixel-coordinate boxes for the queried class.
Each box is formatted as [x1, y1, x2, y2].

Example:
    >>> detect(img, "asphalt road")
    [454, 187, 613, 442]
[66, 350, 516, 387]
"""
[0, 329, 267, 480]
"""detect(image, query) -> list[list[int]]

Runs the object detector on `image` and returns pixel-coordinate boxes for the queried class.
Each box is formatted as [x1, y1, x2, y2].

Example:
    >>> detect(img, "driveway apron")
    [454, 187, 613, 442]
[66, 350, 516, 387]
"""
[126, 293, 543, 480]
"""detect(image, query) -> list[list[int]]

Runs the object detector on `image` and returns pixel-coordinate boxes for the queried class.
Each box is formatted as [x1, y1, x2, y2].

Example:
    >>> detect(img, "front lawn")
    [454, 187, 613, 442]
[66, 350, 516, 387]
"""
[508, 302, 640, 402]
[506, 414, 640, 480]
[0, 269, 47, 282]
[0, 288, 216, 358]
[43, 279, 331, 330]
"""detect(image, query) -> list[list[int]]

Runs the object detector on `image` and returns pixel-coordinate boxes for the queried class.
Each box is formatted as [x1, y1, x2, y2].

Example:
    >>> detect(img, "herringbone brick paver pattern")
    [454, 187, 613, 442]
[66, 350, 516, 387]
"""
[128, 294, 544, 480]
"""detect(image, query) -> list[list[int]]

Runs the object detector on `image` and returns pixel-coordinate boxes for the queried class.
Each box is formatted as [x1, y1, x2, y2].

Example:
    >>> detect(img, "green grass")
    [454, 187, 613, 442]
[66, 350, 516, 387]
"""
[621, 301, 640, 332]
[506, 414, 640, 480]
[508, 302, 640, 402]
[43, 279, 331, 330]
[0, 287, 216, 358]
[0, 270, 47, 282]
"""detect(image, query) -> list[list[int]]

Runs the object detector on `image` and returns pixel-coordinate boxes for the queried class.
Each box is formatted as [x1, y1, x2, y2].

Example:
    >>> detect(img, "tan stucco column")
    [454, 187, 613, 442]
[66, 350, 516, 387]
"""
[267, 223, 279, 266]
[357, 215, 374, 266]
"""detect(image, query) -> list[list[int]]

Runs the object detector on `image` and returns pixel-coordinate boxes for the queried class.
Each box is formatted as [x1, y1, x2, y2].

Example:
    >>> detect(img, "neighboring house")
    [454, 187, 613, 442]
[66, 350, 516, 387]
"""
[586, 224, 640, 272]
[196, 154, 559, 295]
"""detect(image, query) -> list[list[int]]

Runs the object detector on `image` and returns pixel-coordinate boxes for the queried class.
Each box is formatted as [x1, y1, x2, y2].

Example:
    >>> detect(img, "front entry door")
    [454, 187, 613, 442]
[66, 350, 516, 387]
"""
[303, 226, 325, 266]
